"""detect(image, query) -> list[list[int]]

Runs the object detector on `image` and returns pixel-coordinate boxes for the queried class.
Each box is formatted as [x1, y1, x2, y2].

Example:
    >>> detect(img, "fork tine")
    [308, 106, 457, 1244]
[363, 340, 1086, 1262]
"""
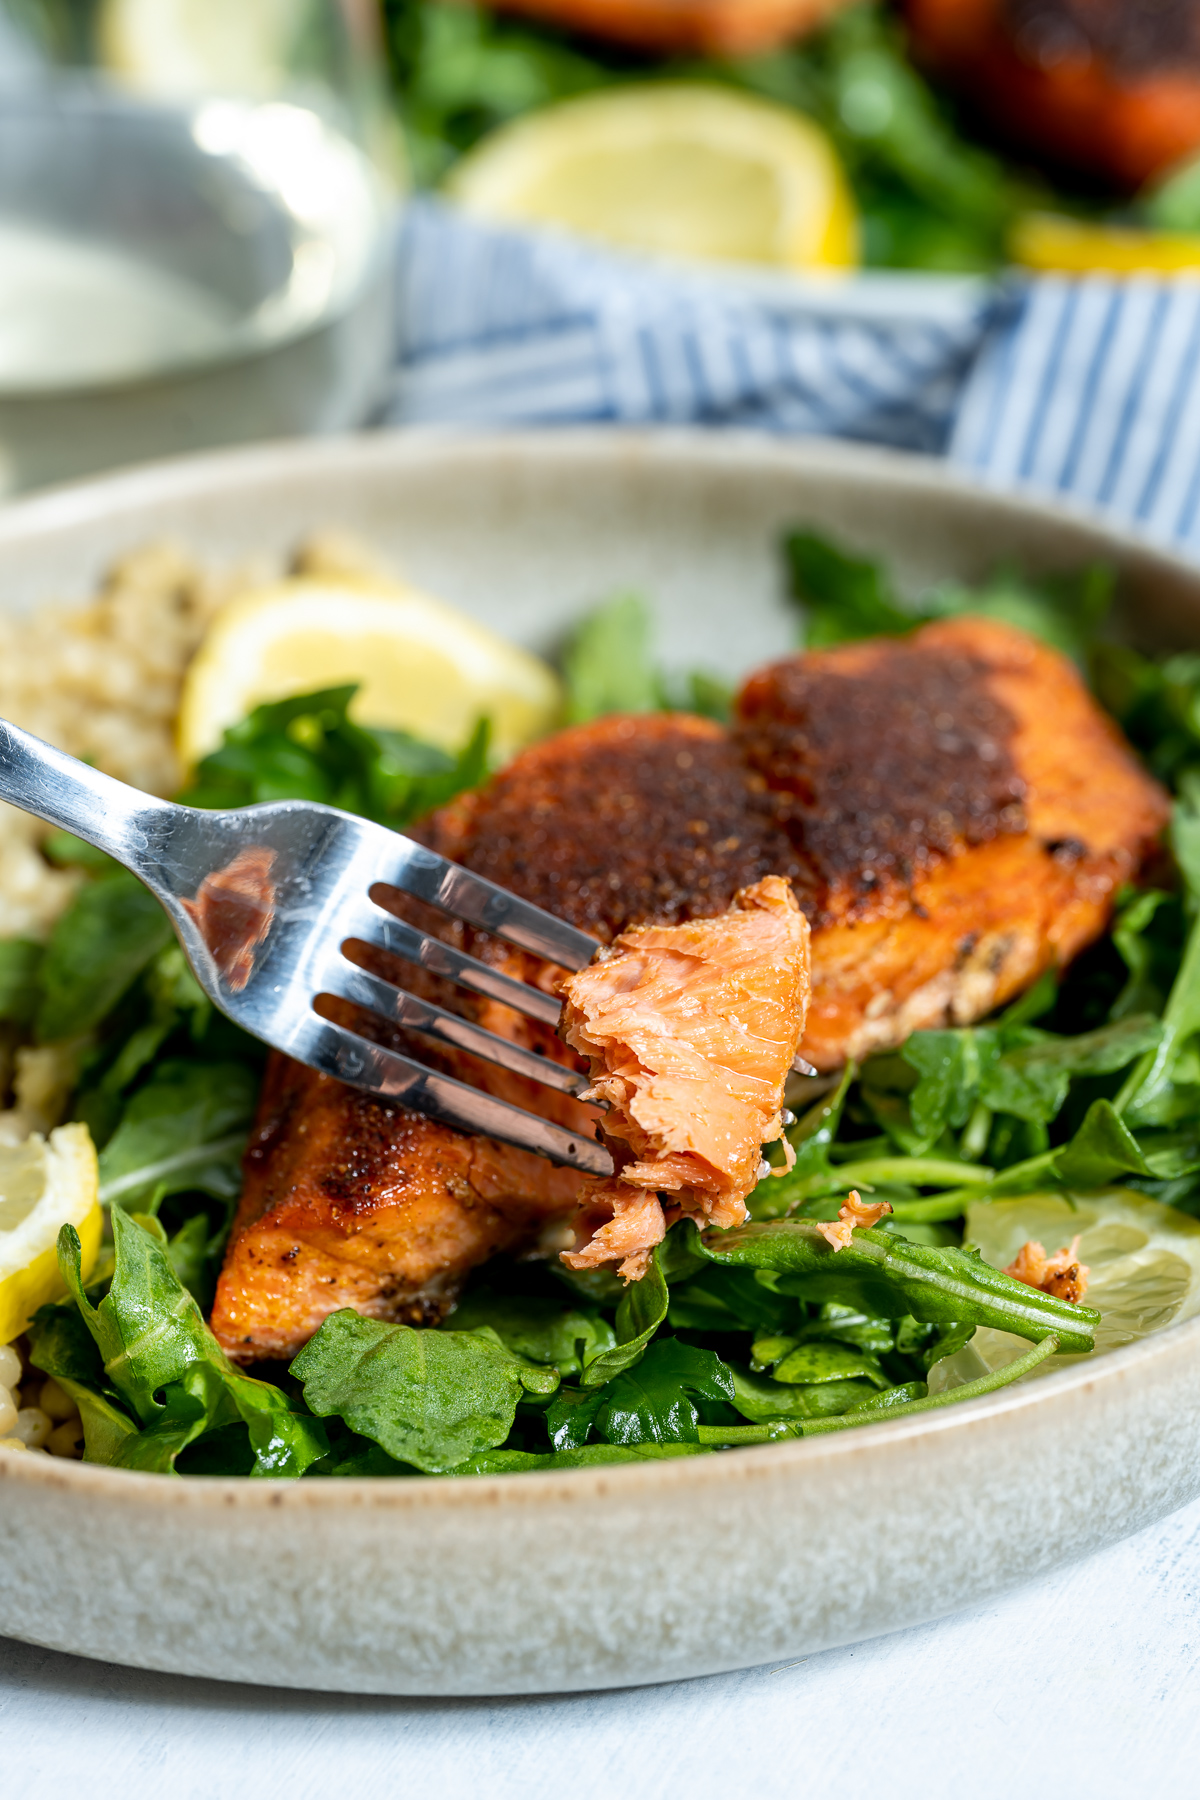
[324, 960, 591, 1098]
[288, 1014, 613, 1176]
[382, 840, 602, 971]
[346, 903, 564, 1027]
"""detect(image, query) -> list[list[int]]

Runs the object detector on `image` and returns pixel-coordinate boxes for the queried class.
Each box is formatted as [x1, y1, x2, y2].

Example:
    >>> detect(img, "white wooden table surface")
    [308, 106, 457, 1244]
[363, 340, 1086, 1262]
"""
[5, 1491, 1199, 1800]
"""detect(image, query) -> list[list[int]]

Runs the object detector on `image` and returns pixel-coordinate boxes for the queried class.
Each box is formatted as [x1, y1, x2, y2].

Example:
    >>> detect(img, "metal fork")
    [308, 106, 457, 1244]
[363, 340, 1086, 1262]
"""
[0, 719, 616, 1177]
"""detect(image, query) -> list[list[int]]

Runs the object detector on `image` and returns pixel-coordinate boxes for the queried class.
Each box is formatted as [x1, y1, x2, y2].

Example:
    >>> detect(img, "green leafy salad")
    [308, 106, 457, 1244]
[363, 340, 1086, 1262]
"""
[12, 531, 1200, 1479]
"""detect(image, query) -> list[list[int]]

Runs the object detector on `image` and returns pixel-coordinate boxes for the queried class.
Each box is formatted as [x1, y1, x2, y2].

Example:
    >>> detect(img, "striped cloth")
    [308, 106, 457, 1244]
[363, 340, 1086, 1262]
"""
[950, 276, 1200, 557]
[387, 200, 995, 453]
[388, 200, 1200, 559]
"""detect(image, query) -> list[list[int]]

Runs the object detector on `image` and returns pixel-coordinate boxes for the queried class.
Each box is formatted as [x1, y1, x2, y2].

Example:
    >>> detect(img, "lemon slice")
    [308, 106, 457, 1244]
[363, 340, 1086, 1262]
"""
[445, 84, 858, 270]
[0, 1124, 100, 1344]
[928, 1189, 1200, 1393]
[99, 0, 296, 96]
[1011, 212, 1200, 275]
[177, 575, 563, 770]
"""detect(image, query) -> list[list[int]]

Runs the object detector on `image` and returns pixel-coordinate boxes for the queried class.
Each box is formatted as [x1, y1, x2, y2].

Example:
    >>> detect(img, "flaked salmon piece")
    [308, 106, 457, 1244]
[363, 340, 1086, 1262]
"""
[816, 1190, 894, 1251]
[559, 875, 810, 1280]
[1004, 1236, 1090, 1305]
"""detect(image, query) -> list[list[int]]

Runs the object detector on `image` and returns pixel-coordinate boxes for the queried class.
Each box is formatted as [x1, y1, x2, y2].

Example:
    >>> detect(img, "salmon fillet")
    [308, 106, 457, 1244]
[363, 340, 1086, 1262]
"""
[559, 875, 810, 1279]
[485, 0, 854, 55]
[210, 619, 1167, 1359]
[211, 1052, 585, 1363]
[905, 0, 1200, 186]
[736, 615, 1170, 1067]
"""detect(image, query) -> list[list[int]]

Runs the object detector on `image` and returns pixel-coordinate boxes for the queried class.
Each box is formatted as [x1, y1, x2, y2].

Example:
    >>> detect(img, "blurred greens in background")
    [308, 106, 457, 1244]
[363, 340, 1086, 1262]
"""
[381, 0, 1200, 272]
[382, 0, 1035, 270]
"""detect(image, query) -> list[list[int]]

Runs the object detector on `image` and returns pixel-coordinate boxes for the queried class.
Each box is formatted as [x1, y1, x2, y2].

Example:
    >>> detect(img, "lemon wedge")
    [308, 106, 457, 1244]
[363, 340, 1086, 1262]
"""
[1012, 212, 1200, 275]
[98, 0, 296, 95]
[445, 84, 858, 270]
[928, 1189, 1200, 1393]
[177, 575, 563, 770]
[0, 1124, 100, 1344]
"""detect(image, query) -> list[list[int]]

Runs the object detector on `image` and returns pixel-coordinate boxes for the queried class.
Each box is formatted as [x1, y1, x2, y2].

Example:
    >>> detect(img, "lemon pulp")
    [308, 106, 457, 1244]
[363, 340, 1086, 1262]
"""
[445, 84, 858, 271]
[177, 575, 564, 771]
[0, 1123, 101, 1344]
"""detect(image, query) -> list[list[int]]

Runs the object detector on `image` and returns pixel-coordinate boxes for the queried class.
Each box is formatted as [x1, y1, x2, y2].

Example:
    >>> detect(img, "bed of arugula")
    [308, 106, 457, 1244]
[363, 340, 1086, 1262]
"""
[8, 529, 1200, 1479]
[383, 0, 1200, 274]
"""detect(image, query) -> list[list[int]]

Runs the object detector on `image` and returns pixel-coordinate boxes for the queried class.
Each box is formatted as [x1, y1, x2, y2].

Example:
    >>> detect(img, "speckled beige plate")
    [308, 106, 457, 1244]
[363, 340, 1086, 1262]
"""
[3, 430, 1200, 1696]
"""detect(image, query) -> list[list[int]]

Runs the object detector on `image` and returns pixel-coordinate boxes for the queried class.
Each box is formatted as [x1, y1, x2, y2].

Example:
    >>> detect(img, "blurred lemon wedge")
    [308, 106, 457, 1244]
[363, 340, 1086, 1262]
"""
[177, 576, 563, 770]
[445, 84, 858, 270]
[0, 1125, 100, 1344]
[99, 0, 296, 95]
[928, 1188, 1200, 1392]
[1012, 212, 1200, 275]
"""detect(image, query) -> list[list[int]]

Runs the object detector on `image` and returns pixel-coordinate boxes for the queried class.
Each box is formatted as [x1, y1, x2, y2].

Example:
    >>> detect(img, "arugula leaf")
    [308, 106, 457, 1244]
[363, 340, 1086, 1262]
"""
[0, 939, 44, 1025]
[446, 1288, 615, 1378]
[796, 1303, 896, 1355]
[290, 1313, 559, 1474]
[787, 532, 914, 647]
[989, 1016, 1163, 1124]
[545, 1383, 605, 1451]
[769, 1341, 888, 1387]
[901, 1030, 1000, 1148]
[1118, 819, 1200, 1126]
[922, 564, 1114, 662]
[1052, 1099, 1152, 1187]
[181, 685, 489, 827]
[97, 1060, 258, 1213]
[668, 1261, 793, 1334]
[894, 1014, 1162, 1150]
[57, 1208, 326, 1477]
[562, 594, 660, 724]
[786, 527, 1113, 660]
[36, 872, 173, 1043]
[591, 1339, 735, 1446]
[27, 1300, 138, 1464]
[729, 1367, 878, 1423]
[699, 1219, 1099, 1354]
[578, 1252, 669, 1386]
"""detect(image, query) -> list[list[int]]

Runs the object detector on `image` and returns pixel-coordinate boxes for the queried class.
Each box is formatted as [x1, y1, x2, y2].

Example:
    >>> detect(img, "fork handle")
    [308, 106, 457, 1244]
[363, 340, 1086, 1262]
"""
[0, 717, 170, 866]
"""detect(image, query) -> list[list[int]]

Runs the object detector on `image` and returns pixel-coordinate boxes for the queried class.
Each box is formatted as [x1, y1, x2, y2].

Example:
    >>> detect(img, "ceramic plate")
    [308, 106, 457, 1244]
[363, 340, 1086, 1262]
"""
[2, 429, 1200, 1696]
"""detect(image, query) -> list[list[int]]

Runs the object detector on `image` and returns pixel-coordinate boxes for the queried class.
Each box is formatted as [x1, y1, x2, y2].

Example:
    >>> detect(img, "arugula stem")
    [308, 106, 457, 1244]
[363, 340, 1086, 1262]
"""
[696, 1423, 793, 1446]
[890, 1149, 1063, 1219]
[960, 1101, 993, 1162]
[836, 1156, 996, 1188]
[1116, 909, 1200, 1118]
[796, 1335, 1060, 1434]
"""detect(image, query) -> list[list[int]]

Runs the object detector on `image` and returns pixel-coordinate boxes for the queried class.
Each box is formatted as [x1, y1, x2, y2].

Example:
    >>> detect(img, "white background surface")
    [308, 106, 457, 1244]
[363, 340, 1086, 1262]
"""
[5, 1492, 1200, 1800]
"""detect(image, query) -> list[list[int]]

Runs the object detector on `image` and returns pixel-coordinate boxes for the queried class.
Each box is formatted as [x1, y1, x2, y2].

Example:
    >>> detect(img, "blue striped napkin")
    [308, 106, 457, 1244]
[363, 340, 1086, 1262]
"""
[951, 276, 1200, 558]
[388, 200, 1200, 560]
